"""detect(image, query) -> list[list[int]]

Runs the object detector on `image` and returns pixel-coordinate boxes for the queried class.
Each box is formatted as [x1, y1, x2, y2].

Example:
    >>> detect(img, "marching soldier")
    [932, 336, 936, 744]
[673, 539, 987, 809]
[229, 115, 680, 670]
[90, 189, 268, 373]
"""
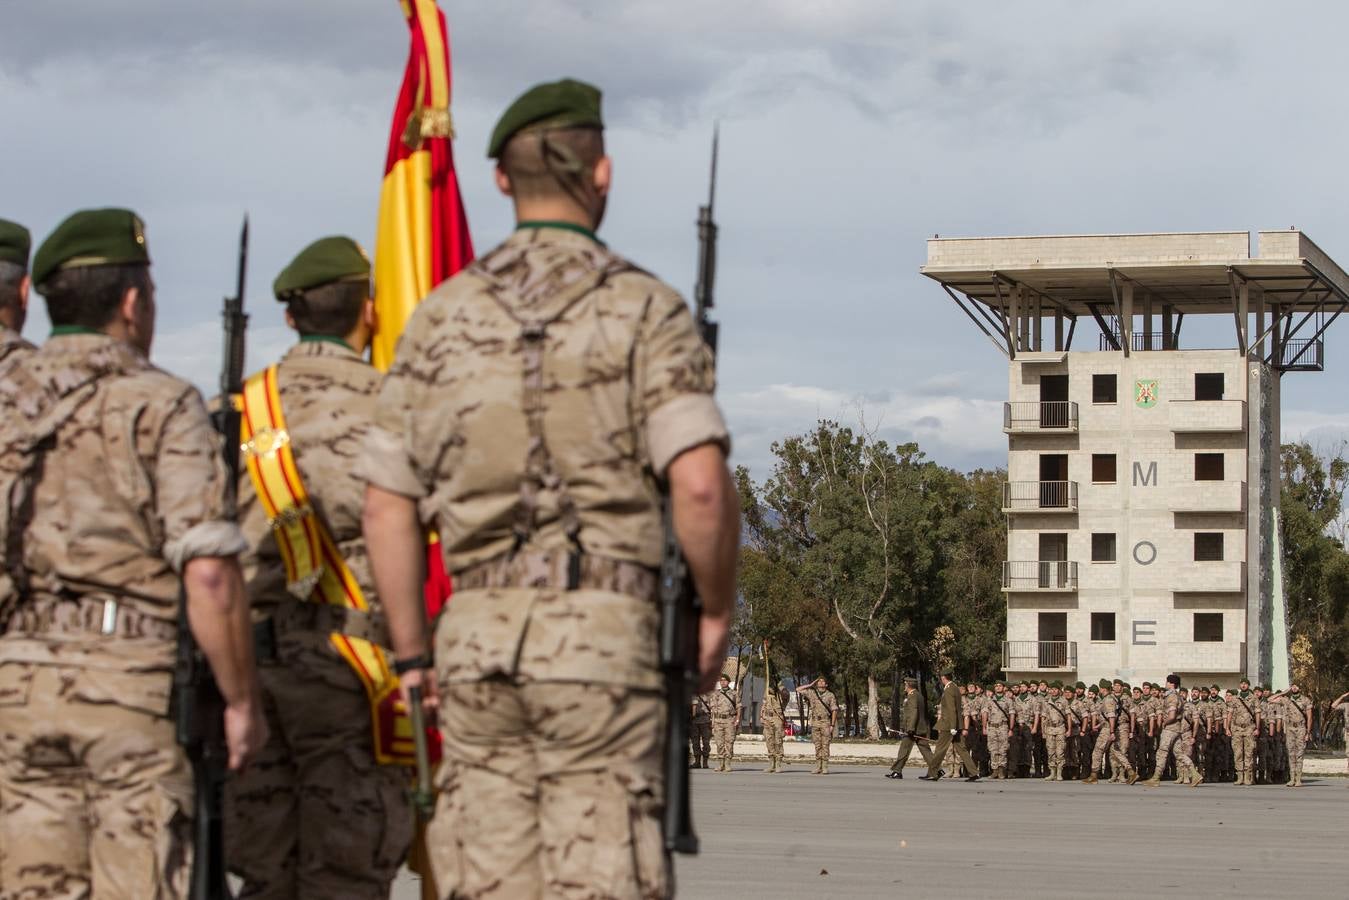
[1144, 674, 1197, 787]
[920, 671, 979, 782]
[690, 690, 713, 769]
[888, 676, 932, 779]
[0, 218, 36, 374]
[800, 675, 839, 774]
[224, 237, 413, 897]
[0, 209, 266, 896]
[362, 78, 740, 898]
[710, 672, 742, 772]
[761, 678, 788, 774]
[1086, 680, 1137, 785]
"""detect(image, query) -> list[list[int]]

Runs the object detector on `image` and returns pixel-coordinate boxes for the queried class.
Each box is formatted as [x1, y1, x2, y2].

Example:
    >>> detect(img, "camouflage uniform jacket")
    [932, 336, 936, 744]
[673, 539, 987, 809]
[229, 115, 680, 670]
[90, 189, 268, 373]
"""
[709, 686, 740, 720]
[1228, 694, 1258, 732]
[761, 685, 786, 722]
[0, 334, 243, 690]
[984, 693, 1013, 729]
[361, 227, 729, 690]
[691, 691, 713, 724]
[0, 325, 35, 378]
[239, 340, 382, 619]
[803, 687, 838, 722]
[1159, 691, 1184, 730]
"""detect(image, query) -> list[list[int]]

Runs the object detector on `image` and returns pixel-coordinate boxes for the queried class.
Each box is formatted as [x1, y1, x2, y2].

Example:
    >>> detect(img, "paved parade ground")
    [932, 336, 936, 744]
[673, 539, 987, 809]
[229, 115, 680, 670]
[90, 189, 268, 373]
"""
[391, 760, 1345, 899]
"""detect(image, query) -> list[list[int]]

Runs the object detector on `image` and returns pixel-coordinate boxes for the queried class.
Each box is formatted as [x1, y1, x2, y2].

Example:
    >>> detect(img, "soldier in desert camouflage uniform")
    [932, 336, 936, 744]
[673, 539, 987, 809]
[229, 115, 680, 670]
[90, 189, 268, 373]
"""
[1039, 682, 1071, 781]
[1143, 674, 1197, 787]
[1086, 681, 1137, 785]
[1272, 682, 1312, 787]
[0, 209, 266, 898]
[0, 219, 36, 375]
[1225, 685, 1260, 786]
[709, 672, 741, 772]
[761, 678, 788, 774]
[800, 676, 839, 774]
[225, 237, 412, 898]
[981, 681, 1015, 779]
[690, 690, 713, 768]
[361, 80, 739, 899]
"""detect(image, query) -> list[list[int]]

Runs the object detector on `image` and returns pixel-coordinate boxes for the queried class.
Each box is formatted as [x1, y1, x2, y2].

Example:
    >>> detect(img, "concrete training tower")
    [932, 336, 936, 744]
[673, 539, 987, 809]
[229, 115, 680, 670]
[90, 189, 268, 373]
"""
[922, 230, 1347, 688]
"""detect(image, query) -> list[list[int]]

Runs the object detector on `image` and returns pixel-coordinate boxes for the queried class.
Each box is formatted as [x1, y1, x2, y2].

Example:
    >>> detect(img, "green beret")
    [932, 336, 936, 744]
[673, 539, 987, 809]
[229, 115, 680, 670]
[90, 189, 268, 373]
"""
[488, 78, 603, 159]
[1050, 680, 1063, 689]
[273, 236, 370, 301]
[0, 219, 31, 269]
[1074, 682, 1086, 689]
[32, 208, 148, 288]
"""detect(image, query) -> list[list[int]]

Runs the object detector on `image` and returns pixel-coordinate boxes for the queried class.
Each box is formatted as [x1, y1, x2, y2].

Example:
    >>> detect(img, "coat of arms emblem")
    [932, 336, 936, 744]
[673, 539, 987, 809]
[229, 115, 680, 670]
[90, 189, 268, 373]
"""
[1135, 379, 1158, 409]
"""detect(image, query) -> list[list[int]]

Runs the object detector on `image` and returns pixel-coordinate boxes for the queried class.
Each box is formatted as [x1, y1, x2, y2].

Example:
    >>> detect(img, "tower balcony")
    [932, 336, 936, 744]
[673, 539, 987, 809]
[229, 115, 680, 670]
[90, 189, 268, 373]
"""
[1004, 401, 1079, 434]
[1002, 480, 1079, 513]
[1002, 561, 1078, 593]
[1003, 640, 1078, 672]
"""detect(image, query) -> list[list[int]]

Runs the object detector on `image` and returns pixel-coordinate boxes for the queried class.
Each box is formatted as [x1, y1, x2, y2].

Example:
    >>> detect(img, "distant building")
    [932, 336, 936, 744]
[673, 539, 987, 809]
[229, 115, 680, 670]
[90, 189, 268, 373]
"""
[922, 230, 1347, 688]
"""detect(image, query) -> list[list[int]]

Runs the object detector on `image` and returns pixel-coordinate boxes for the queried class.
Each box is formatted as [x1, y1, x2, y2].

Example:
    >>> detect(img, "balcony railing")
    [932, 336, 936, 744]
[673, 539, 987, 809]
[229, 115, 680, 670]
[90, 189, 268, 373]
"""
[1276, 338, 1324, 372]
[1098, 332, 1178, 352]
[1002, 480, 1078, 512]
[1002, 561, 1078, 592]
[1003, 640, 1078, 671]
[1003, 401, 1079, 432]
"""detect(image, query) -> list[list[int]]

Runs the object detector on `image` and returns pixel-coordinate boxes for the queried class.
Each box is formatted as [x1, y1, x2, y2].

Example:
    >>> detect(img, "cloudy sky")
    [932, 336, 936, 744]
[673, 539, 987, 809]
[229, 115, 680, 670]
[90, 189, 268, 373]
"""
[4, 0, 1348, 477]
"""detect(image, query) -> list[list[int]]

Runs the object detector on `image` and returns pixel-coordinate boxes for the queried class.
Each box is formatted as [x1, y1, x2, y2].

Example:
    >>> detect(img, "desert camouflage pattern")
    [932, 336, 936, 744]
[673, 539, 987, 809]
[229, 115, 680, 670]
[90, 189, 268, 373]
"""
[983, 693, 1013, 773]
[1041, 696, 1070, 774]
[226, 340, 412, 898]
[0, 325, 34, 379]
[709, 685, 740, 769]
[431, 680, 667, 900]
[0, 333, 243, 899]
[1227, 694, 1259, 783]
[804, 687, 837, 764]
[1279, 694, 1310, 781]
[761, 685, 786, 764]
[362, 227, 727, 899]
[1091, 694, 1131, 775]
[1153, 690, 1194, 779]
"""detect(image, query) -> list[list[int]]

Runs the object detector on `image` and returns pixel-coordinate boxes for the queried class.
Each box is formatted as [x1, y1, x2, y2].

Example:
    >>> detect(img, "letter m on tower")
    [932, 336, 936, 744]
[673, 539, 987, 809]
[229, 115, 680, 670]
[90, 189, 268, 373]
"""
[1133, 461, 1157, 487]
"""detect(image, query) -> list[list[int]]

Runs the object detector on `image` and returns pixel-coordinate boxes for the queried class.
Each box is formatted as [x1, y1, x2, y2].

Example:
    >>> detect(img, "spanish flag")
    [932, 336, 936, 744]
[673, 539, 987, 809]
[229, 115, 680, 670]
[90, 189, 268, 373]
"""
[374, 0, 474, 372]
[373, 0, 472, 618]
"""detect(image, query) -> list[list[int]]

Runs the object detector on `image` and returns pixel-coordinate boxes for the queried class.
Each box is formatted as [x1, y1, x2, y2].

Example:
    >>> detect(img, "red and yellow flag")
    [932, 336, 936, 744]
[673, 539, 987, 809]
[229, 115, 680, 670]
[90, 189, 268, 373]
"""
[373, 0, 474, 372]
[374, 0, 473, 618]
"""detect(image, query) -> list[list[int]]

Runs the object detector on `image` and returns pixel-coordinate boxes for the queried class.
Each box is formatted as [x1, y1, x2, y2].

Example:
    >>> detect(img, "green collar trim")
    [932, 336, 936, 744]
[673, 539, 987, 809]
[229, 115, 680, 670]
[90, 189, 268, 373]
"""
[50, 325, 104, 338]
[299, 335, 355, 351]
[516, 220, 604, 246]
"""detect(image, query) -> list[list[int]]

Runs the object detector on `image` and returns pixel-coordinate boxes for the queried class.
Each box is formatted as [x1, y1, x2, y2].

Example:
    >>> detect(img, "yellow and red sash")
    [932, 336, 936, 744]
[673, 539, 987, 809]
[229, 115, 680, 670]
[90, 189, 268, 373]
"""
[239, 365, 415, 766]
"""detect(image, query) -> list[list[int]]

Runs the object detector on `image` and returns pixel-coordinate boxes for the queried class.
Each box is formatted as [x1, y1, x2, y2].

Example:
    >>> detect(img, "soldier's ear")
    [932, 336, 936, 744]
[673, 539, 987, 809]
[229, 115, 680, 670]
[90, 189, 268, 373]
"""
[495, 166, 514, 198]
[18, 275, 29, 311]
[593, 156, 612, 198]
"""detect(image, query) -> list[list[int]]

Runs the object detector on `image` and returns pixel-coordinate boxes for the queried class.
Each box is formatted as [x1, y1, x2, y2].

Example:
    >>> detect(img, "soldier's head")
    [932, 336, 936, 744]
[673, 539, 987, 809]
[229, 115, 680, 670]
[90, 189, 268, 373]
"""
[1111, 679, 1124, 695]
[274, 237, 375, 353]
[1288, 681, 1300, 694]
[1087, 684, 1099, 697]
[1037, 680, 1048, 693]
[939, 670, 954, 686]
[1131, 686, 1143, 699]
[1048, 682, 1061, 697]
[903, 677, 917, 694]
[1225, 688, 1237, 701]
[490, 79, 610, 230]
[0, 218, 32, 333]
[1199, 687, 1210, 699]
[719, 673, 730, 687]
[994, 681, 1006, 695]
[1075, 682, 1086, 697]
[33, 209, 155, 353]
[1239, 677, 1251, 693]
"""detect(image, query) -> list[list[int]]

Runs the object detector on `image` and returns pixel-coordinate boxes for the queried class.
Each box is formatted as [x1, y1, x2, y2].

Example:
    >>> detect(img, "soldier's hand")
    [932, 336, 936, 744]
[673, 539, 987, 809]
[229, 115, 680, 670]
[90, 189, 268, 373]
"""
[224, 700, 268, 772]
[398, 666, 440, 718]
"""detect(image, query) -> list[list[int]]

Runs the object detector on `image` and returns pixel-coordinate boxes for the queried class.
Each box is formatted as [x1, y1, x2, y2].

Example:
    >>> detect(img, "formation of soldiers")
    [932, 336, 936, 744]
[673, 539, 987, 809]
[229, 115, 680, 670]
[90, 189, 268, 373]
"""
[693, 673, 838, 774]
[0, 76, 743, 900]
[901, 674, 1322, 787]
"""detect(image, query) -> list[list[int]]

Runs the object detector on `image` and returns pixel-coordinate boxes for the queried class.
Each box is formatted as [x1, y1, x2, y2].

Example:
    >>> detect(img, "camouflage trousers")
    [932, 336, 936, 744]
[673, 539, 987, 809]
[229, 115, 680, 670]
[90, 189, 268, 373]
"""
[1284, 725, 1307, 777]
[712, 717, 736, 765]
[0, 657, 192, 900]
[689, 721, 711, 762]
[811, 718, 833, 761]
[762, 716, 785, 759]
[1090, 728, 1129, 775]
[432, 680, 668, 900]
[1154, 726, 1194, 778]
[1231, 728, 1257, 780]
[985, 725, 1010, 770]
[1043, 726, 1067, 770]
[225, 635, 413, 899]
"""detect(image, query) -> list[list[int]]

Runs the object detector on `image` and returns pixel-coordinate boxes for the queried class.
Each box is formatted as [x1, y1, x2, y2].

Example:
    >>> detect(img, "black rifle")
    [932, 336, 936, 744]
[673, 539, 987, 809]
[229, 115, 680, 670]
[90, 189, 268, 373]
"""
[175, 216, 249, 900]
[659, 129, 720, 856]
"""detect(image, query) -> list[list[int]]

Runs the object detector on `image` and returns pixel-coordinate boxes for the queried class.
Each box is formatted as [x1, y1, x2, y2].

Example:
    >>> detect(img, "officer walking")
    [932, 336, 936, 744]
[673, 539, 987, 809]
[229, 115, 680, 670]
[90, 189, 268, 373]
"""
[920, 671, 979, 782]
[0, 209, 266, 897]
[888, 676, 933, 779]
[225, 237, 413, 897]
[362, 79, 740, 899]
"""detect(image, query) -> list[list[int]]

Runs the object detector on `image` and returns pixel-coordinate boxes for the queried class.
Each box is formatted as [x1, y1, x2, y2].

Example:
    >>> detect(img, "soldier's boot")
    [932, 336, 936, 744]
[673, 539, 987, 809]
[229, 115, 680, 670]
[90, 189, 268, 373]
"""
[1190, 770, 1203, 787]
[994, 766, 1006, 780]
[1084, 772, 1099, 784]
[1125, 769, 1140, 786]
[822, 761, 830, 775]
[1054, 766, 1064, 782]
[1141, 772, 1162, 786]
[772, 755, 782, 773]
[812, 759, 822, 775]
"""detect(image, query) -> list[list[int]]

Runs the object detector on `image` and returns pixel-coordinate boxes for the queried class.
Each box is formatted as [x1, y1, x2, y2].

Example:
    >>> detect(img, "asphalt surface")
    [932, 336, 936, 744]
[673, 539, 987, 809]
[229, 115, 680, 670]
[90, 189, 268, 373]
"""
[391, 762, 1344, 899]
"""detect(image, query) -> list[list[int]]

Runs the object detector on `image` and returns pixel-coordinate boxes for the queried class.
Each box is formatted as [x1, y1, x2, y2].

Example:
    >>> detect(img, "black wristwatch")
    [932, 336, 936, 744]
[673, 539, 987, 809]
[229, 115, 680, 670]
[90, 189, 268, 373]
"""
[393, 654, 433, 675]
